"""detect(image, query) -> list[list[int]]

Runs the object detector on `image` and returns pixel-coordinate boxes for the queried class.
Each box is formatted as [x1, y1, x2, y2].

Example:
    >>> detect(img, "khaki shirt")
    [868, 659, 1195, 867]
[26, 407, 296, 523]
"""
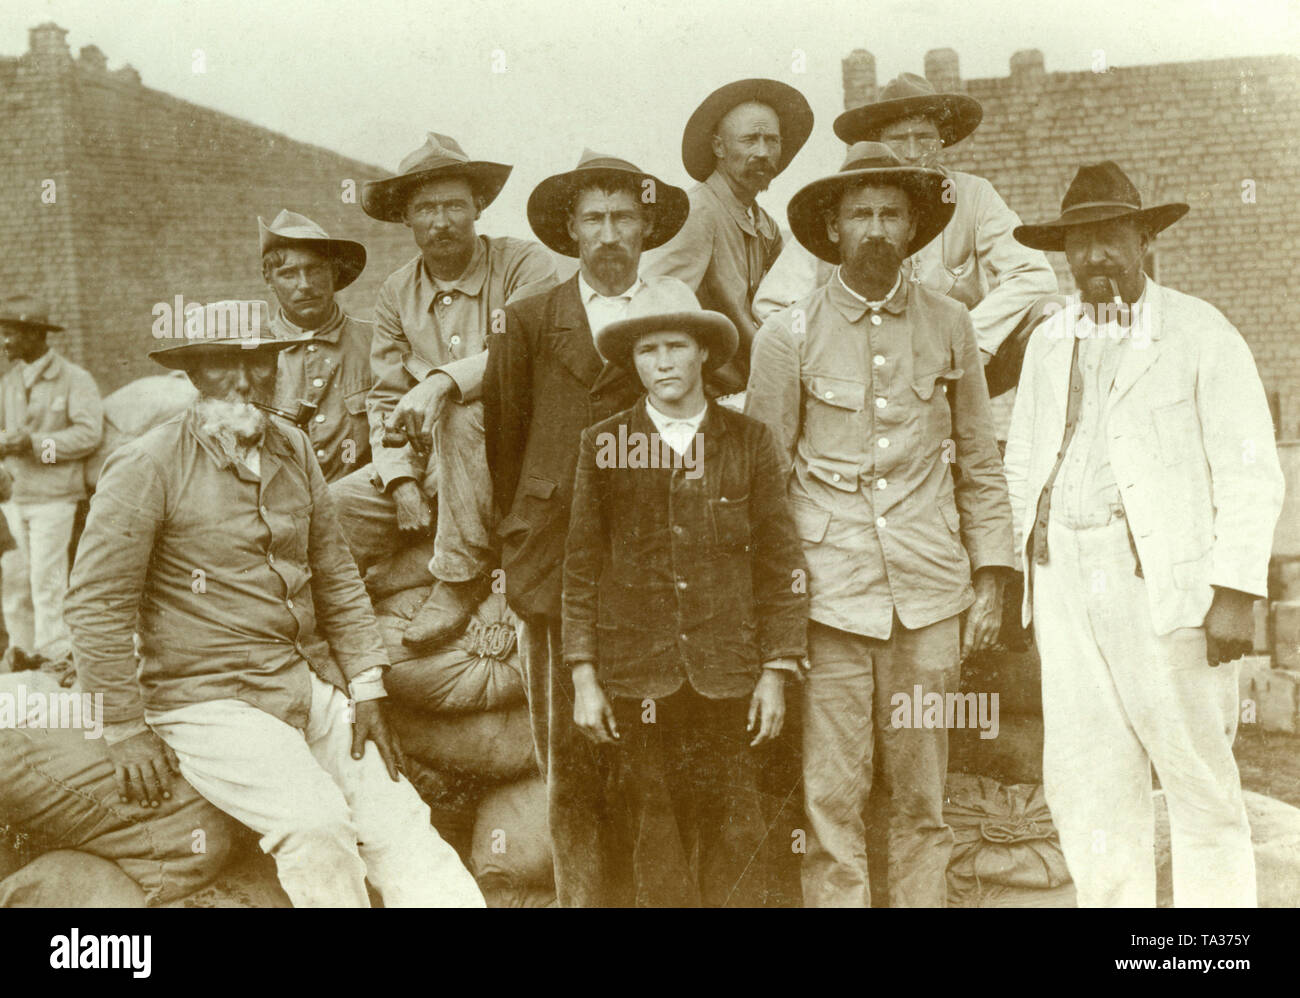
[66, 410, 388, 728]
[271, 305, 374, 483]
[0, 350, 103, 504]
[368, 235, 558, 487]
[745, 274, 1015, 638]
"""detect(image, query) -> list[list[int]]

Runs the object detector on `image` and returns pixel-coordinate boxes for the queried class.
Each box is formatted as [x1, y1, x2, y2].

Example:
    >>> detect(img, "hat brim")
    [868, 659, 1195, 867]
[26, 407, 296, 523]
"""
[787, 166, 956, 264]
[682, 79, 815, 182]
[259, 223, 367, 291]
[527, 168, 690, 257]
[148, 337, 302, 371]
[833, 93, 983, 147]
[361, 162, 513, 223]
[596, 310, 738, 374]
[0, 319, 63, 333]
[1013, 202, 1189, 251]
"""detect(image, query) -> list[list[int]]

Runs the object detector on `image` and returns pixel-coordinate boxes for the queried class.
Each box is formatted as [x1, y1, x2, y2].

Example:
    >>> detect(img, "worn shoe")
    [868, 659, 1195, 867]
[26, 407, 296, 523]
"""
[402, 574, 491, 651]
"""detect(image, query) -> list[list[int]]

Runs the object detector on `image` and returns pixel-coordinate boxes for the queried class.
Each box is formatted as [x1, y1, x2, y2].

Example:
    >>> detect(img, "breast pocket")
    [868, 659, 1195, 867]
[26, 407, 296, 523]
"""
[801, 374, 866, 460]
[709, 494, 751, 551]
[911, 368, 962, 444]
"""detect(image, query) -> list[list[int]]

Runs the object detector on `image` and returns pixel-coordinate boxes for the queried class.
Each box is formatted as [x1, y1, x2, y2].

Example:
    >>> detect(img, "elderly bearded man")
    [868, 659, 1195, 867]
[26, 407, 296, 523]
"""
[485, 149, 690, 906]
[332, 133, 557, 649]
[260, 210, 373, 482]
[1005, 162, 1284, 907]
[645, 79, 813, 393]
[746, 144, 1016, 907]
[65, 303, 483, 908]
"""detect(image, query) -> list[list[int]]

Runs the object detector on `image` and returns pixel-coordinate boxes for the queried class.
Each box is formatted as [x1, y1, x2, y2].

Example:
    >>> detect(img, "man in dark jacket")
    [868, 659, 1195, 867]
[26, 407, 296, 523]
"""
[563, 283, 808, 906]
[483, 149, 690, 906]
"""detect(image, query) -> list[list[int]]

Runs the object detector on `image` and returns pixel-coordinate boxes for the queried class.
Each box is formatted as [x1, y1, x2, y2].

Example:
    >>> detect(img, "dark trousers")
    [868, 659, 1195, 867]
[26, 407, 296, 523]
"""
[517, 613, 625, 907]
[608, 687, 768, 907]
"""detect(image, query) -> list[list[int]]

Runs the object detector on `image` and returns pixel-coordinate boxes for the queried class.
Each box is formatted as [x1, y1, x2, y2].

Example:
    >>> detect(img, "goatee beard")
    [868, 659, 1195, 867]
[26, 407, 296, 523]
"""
[196, 396, 268, 465]
[845, 239, 904, 291]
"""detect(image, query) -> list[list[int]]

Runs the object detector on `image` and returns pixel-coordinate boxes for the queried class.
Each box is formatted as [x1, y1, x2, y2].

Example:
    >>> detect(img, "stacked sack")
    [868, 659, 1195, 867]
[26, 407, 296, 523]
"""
[0, 671, 245, 906]
[367, 555, 555, 908]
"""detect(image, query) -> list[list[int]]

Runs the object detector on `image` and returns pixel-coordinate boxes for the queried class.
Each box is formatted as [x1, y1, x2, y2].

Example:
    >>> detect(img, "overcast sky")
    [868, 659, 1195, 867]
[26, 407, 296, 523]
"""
[4, 0, 1298, 240]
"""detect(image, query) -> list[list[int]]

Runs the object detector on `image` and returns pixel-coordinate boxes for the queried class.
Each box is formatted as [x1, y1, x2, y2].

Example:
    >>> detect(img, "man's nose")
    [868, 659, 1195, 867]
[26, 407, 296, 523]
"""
[866, 214, 888, 238]
[597, 217, 619, 244]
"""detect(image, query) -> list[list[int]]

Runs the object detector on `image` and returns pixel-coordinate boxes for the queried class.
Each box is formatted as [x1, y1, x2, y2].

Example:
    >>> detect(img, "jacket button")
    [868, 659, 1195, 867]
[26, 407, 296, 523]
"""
[672, 525, 684, 535]
[312, 378, 324, 388]
[286, 599, 294, 610]
[306, 344, 316, 353]
[267, 552, 276, 564]
[876, 516, 887, 528]
[441, 295, 453, 306]
[878, 437, 890, 448]
[876, 478, 887, 489]
[870, 314, 882, 326]
[676, 580, 687, 590]
[831, 473, 841, 482]
[875, 397, 886, 409]
[873, 355, 885, 367]
[315, 414, 326, 423]
[824, 391, 834, 400]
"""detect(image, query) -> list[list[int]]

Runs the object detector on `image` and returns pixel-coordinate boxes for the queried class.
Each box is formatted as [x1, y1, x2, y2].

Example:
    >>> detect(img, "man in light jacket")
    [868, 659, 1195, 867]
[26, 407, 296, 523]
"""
[1004, 161, 1284, 907]
[0, 295, 103, 661]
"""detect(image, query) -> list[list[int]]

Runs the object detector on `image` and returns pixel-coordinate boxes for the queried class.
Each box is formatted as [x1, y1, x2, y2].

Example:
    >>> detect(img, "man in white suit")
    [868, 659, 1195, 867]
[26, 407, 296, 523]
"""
[1004, 161, 1284, 908]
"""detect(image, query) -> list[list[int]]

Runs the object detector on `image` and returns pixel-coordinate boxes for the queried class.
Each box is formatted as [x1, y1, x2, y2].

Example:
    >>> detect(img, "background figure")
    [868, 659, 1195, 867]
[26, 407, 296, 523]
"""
[0, 295, 103, 663]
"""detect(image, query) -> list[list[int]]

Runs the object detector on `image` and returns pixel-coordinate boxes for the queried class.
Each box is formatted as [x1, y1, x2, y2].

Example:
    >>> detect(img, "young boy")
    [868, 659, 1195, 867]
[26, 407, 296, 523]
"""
[562, 281, 808, 907]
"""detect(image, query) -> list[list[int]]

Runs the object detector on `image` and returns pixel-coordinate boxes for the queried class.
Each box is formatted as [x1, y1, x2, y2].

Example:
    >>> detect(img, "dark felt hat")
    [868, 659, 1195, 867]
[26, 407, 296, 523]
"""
[362, 133, 512, 224]
[681, 78, 814, 182]
[787, 142, 955, 264]
[0, 295, 63, 333]
[1013, 161, 1189, 252]
[833, 73, 983, 148]
[527, 149, 689, 257]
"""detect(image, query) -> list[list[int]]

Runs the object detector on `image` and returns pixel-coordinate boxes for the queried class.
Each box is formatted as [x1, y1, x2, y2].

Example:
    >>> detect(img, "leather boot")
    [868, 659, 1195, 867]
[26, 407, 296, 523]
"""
[402, 574, 491, 651]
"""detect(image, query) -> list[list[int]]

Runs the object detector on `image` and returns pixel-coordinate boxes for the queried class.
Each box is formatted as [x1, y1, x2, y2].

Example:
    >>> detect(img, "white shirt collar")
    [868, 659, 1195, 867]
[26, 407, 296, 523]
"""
[645, 397, 707, 430]
[577, 271, 644, 304]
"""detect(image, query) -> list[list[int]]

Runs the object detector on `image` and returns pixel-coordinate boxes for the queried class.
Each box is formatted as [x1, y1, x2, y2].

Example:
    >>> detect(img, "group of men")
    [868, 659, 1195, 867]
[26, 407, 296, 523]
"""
[1, 69, 1276, 908]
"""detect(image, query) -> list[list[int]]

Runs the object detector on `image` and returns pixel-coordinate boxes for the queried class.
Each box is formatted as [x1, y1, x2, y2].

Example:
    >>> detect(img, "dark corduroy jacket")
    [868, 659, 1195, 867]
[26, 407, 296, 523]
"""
[562, 397, 809, 700]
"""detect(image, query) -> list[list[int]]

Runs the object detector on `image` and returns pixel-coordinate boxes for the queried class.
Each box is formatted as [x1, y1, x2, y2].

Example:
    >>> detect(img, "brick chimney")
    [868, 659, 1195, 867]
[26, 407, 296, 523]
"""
[29, 22, 70, 59]
[924, 48, 961, 92]
[1010, 49, 1046, 85]
[78, 45, 107, 72]
[842, 49, 876, 110]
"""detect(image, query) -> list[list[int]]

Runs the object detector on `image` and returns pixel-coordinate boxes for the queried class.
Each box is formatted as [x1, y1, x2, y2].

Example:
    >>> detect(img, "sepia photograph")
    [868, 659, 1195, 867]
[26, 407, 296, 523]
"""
[0, 0, 1296, 972]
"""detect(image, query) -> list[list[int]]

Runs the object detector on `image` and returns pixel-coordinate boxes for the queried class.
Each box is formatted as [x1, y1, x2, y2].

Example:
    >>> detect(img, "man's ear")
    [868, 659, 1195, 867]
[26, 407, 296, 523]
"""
[710, 132, 726, 161]
[566, 213, 578, 244]
[825, 210, 840, 247]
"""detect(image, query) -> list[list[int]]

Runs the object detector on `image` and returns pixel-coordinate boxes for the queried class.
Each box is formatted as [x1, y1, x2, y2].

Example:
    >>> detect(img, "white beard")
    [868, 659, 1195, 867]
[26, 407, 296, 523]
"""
[195, 395, 268, 466]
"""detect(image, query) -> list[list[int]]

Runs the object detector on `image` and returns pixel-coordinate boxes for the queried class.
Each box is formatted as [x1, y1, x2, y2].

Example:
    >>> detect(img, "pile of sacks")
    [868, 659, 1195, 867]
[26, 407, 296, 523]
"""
[366, 554, 555, 908]
[0, 669, 247, 906]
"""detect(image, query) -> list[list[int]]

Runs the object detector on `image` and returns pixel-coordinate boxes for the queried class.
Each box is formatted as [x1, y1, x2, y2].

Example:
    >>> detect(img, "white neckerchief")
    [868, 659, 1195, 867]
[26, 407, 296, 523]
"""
[837, 269, 903, 311]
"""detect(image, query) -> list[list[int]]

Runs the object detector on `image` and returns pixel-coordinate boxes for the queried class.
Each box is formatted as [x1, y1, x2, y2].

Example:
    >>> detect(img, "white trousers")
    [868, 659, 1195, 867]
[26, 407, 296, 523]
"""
[1, 500, 76, 658]
[147, 671, 485, 908]
[1033, 514, 1255, 907]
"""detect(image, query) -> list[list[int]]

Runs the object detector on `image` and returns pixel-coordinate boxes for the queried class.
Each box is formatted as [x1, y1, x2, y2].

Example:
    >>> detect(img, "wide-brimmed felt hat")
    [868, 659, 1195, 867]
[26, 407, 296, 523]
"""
[0, 295, 63, 333]
[149, 300, 300, 371]
[1013, 161, 1189, 252]
[527, 149, 689, 257]
[787, 142, 955, 264]
[681, 78, 814, 182]
[596, 280, 738, 374]
[362, 133, 512, 224]
[834, 73, 983, 148]
[258, 210, 367, 290]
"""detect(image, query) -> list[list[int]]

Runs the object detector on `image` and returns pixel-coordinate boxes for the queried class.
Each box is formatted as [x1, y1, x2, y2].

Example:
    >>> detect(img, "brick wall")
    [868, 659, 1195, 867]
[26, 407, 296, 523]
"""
[0, 23, 419, 393]
[844, 48, 1300, 438]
